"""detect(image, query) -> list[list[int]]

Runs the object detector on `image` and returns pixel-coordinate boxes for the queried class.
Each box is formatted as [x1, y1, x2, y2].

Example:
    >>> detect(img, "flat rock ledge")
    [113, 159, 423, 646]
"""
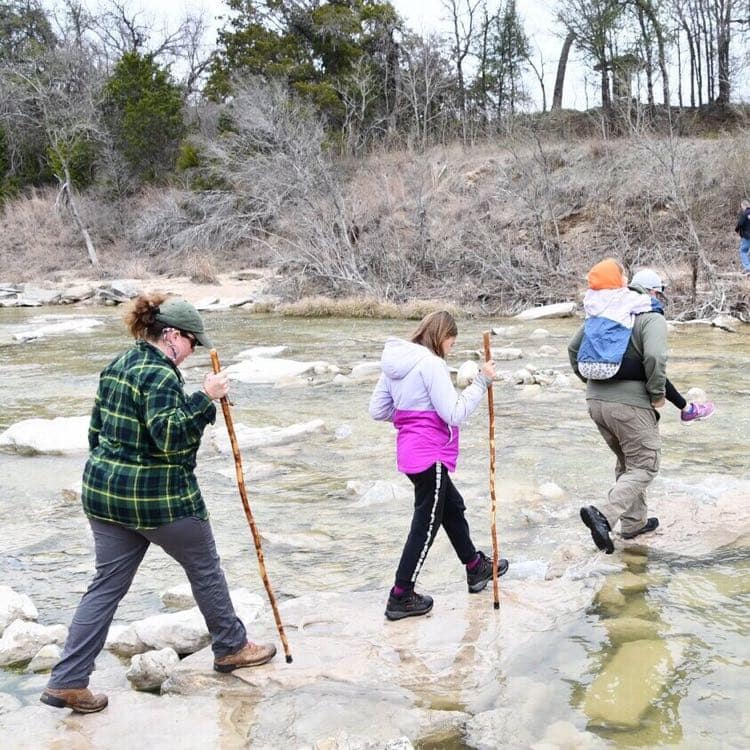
[0, 272, 280, 311]
[0, 486, 746, 748]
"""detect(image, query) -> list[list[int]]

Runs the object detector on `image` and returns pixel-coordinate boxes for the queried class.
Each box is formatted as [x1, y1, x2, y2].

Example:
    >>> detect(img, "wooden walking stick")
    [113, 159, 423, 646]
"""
[210, 349, 293, 663]
[483, 332, 500, 610]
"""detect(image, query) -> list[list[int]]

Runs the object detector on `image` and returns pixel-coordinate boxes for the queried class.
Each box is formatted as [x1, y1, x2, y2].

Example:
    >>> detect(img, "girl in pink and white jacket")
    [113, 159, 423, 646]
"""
[369, 311, 509, 621]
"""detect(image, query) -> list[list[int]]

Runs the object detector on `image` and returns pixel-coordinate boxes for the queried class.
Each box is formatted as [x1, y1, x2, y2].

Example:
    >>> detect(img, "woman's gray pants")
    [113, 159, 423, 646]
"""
[47, 516, 247, 689]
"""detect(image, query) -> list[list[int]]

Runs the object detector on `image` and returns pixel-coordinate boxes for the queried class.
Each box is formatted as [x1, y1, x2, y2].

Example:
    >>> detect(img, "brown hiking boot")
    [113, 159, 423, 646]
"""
[40, 687, 108, 713]
[213, 641, 277, 673]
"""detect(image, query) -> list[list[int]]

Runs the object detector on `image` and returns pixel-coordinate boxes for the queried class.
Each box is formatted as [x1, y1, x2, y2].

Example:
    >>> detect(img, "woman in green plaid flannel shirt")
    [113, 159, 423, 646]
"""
[41, 294, 276, 715]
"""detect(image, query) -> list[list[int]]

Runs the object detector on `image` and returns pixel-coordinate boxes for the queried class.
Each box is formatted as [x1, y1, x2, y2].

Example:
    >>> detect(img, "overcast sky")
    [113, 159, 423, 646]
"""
[117, 0, 589, 110]
[393, 0, 590, 110]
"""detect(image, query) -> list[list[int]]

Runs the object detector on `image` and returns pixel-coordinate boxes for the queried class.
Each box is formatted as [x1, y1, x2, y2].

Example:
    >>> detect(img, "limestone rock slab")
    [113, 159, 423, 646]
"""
[0, 416, 89, 455]
[0, 585, 38, 635]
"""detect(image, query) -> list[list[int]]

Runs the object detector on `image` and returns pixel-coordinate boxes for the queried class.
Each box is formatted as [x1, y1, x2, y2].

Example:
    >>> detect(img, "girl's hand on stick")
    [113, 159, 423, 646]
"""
[481, 359, 496, 380]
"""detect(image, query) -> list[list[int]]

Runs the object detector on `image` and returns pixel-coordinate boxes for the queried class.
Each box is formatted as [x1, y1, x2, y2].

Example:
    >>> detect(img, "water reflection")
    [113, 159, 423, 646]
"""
[573, 546, 749, 747]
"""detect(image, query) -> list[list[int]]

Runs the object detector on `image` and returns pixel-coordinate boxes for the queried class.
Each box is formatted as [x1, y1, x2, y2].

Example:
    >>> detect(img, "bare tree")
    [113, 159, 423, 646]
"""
[443, 0, 482, 141]
[625, 0, 671, 108]
[557, 0, 625, 114]
[336, 57, 400, 155]
[526, 47, 547, 113]
[399, 34, 455, 150]
[669, 0, 701, 106]
[87, 0, 213, 97]
[1, 43, 106, 266]
[712, 0, 736, 105]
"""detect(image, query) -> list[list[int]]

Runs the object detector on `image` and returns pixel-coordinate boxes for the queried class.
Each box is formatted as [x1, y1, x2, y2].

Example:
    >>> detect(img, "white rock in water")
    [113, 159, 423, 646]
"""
[535, 345, 558, 357]
[0, 586, 38, 635]
[194, 296, 220, 309]
[346, 479, 410, 507]
[711, 314, 740, 332]
[0, 416, 89, 455]
[514, 302, 577, 320]
[512, 368, 535, 385]
[529, 328, 550, 339]
[224, 357, 321, 383]
[537, 482, 566, 500]
[126, 647, 180, 691]
[61, 479, 83, 502]
[313, 362, 341, 375]
[534, 720, 598, 749]
[15, 286, 61, 305]
[491, 325, 520, 337]
[235, 345, 288, 360]
[161, 583, 195, 610]
[0, 620, 67, 667]
[334, 424, 353, 439]
[456, 360, 479, 387]
[272, 374, 310, 388]
[533, 371, 556, 386]
[492, 347, 523, 360]
[13, 317, 104, 342]
[125, 589, 263, 657]
[198, 296, 255, 311]
[349, 362, 382, 380]
[133, 609, 210, 655]
[26, 643, 61, 673]
[212, 419, 326, 453]
[105, 623, 148, 657]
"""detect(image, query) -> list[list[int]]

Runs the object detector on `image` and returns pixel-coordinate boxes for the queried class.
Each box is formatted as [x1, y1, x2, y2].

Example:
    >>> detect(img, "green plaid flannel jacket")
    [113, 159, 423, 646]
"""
[82, 340, 217, 529]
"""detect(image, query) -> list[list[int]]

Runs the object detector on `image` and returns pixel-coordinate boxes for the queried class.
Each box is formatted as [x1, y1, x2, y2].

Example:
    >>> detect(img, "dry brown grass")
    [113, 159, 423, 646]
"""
[279, 296, 464, 319]
[0, 188, 88, 280]
[3, 128, 749, 318]
[186, 253, 219, 284]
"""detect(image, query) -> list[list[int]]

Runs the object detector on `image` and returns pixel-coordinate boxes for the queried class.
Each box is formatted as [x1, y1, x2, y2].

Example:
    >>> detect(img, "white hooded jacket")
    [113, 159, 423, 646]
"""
[369, 337, 490, 473]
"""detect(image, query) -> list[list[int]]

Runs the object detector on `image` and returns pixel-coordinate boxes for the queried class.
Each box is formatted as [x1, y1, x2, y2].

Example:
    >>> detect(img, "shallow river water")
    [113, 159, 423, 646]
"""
[0, 307, 748, 748]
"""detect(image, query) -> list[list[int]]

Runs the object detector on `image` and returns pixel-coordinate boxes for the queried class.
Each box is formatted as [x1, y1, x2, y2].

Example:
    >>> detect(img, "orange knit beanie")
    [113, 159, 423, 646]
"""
[587, 258, 625, 290]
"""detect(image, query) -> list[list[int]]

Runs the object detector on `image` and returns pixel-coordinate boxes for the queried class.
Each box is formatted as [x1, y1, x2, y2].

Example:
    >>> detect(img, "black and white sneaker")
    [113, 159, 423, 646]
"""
[384, 590, 434, 620]
[466, 550, 509, 593]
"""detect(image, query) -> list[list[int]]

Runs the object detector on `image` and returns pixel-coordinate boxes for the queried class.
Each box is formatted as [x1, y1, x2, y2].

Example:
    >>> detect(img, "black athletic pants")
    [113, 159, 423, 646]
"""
[394, 462, 477, 590]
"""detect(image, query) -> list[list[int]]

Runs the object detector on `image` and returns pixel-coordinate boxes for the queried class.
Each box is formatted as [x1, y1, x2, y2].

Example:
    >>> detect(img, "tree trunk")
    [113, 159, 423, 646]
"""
[59, 166, 99, 268]
[717, 31, 730, 104]
[636, 7, 655, 107]
[676, 32, 683, 108]
[600, 67, 611, 112]
[552, 32, 575, 110]
[716, 1, 732, 107]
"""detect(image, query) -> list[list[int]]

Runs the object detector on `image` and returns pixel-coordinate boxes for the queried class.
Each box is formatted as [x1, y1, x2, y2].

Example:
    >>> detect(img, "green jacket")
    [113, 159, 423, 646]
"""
[82, 340, 217, 529]
[568, 307, 668, 409]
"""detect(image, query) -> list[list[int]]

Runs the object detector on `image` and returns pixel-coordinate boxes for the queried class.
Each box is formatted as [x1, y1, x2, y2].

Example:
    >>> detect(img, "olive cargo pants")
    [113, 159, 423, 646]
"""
[587, 400, 661, 535]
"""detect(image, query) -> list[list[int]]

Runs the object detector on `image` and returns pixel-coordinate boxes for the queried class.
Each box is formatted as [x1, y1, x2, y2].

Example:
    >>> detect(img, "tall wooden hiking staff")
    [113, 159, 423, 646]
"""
[482, 332, 501, 610]
[210, 349, 293, 663]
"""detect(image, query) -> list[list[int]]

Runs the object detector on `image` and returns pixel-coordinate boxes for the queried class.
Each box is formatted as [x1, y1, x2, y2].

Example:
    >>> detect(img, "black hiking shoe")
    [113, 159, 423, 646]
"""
[580, 505, 614, 553]
[384, 590, 434, 621]
[621, 517, 659, 539]
[466, 550, 509, 593]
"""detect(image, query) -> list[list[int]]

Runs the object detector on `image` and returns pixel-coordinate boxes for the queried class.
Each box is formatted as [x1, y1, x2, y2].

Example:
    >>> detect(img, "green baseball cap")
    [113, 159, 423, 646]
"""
[155, 298, 212, 348]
